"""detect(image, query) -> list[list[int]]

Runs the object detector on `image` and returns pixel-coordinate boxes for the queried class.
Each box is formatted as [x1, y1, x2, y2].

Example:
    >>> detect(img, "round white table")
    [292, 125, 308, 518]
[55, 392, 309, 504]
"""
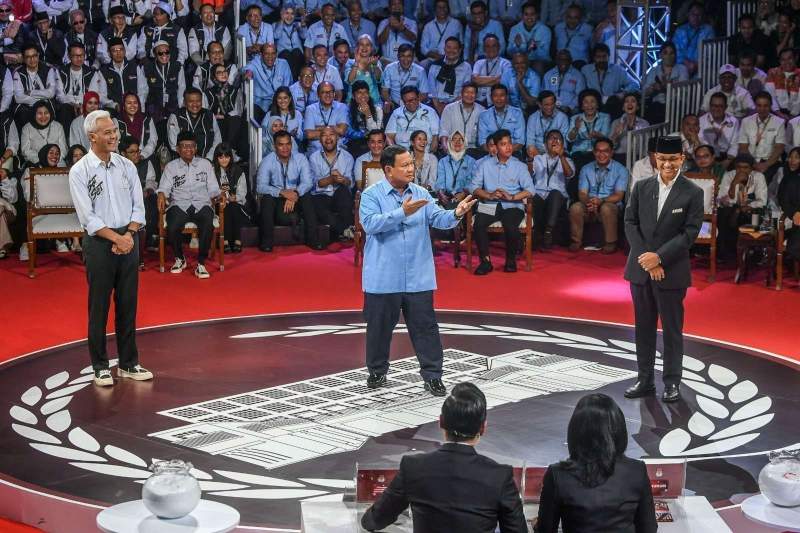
[741, 494, 800, 532]
[97, 499, 240, 533]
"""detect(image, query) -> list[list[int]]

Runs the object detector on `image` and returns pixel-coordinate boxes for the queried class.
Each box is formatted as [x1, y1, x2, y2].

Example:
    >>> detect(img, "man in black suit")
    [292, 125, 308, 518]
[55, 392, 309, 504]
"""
[623, 136, 704, 403]
[361, 383, 528, 533]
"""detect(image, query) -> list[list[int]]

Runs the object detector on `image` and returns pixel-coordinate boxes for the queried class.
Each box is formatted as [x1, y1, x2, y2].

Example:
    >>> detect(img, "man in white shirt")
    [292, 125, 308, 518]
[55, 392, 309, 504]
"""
[439, 83, 484, 156]
[716, 153, 768, 259]
[630, 137, 657, 188]
[737, 91, 786, 181]
[698, 92, 739, 169]
[701, 64, 755, 119]
[471, 35, 509, 107]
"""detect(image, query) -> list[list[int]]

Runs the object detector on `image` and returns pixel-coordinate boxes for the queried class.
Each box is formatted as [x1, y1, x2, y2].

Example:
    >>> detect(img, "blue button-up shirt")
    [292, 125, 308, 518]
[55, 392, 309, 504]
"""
[243, 57, 293, 111]
[470, 156, 534, 210]
[580, 63, 639, 99]
[578, 159, 629, 202]
[526, 109, 571, 154]
[309, 148, 355, 195]
[553, 22, 593, 63]
[289, 82, 318, 114]
[304, 21, 352, 53]
[568, 112, 611, 153]
[542, 66, 586, 112]
[376, 17, 418, 63]
[237, 23, 275, 60]
[256, 152, 313, 197]
[435, 154, 475, 194]
[463, 19, 506, 61]
[477, 105, 526, 147]
[272, 21, 304, 51]
[673, 23, 715, 65]
[382, 61, 430, 105]
[532, 153, 575, 198]
[303, 101, 350, 152]
[500, 68, 541, 109]
[343, 17, 377, 48]
[507, 21, 552, 62]
[69, 150, 145, 236]
[360, 179, 459, 293]
[420, 17, 463, 58]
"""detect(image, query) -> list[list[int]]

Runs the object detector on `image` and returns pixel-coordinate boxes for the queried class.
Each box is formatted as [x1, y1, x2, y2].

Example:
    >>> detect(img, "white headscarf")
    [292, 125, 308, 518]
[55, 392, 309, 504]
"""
[448, 130, 467, 162]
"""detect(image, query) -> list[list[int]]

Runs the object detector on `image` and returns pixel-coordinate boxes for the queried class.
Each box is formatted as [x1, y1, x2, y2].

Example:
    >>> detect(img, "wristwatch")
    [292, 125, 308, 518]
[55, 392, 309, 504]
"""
[126, 228, 136, 236]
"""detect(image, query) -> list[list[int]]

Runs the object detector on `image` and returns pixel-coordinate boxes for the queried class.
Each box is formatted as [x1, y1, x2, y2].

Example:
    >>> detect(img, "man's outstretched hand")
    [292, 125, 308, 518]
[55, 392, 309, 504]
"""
[455, 194, 477, 217]
[402, 197, 428, 216]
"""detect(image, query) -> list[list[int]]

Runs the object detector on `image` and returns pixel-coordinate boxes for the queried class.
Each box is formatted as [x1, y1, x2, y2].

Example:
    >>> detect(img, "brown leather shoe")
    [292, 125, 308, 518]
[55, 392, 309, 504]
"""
[601, 243, 617, 254]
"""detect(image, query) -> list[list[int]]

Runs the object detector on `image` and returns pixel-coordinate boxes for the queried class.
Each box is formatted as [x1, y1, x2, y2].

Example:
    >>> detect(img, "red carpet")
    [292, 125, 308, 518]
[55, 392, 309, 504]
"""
[0, 243, 798, 363]
[0, 519, 43, 532]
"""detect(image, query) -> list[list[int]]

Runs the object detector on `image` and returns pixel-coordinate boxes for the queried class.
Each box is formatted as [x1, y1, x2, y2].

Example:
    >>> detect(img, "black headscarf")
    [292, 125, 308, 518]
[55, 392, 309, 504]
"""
[30, 100, 53, 131]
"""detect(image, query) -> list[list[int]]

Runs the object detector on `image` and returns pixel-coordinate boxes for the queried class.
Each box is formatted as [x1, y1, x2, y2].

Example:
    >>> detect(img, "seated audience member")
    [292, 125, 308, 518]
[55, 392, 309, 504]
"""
[138, 3, 188, 64]
[20, 144, 68, 259]
[361, 382, 527, 532]
[554, 4, 593, 67]
[756, 0, 779, 36]
[69, 92, 100, 150]
[382, 43, 429, 112]
[290, 66, 318, 115]
[472, 35, 509, 107]
[27, 12, 65, 67]
[96, 6, 139, 65]
[244, 43, 293, 123]
[680, 114, 702, 164]
[568, 137, 628, 254]
[717, 154, 768, 258]
[728, 13, 774, 69]
[609, 93, 649, 158]
[642, 42, 688, 123]
[0, 111, 17, 258]
[0, 1, 23, 65]
[778, 147, 800, 261]
[213, 143, 250, 253]
[592, 0, 618, 61]
[500, 53, 540, 114]
[117, 93, 158, 162]
[540, 0, 571, 27]
[304, 82, 350, 153]
[206, 64, 246, 157]
[354, 129, 386, 188]
[581, 43, 639, 118]
[329, 39, 355, 100]
[346, 35, 384, 106]
[157, 131, 222, 279]
[630, 137, 657, 187]
[769, 10, 800, 59]
[701, 64, 755, 119]
[386, 86, 439, 152]
[542, 49, 586, 116]
[188, 3, 232, 68]
[256, 130, 318, 251]
[507, 2, 551, 69]
[410, 130, 437, 189]
[420, 0, 463, 69]
[439, 83, 484, 155]
[143, 40, 185, 124]
[428, 37, 473, 116]
[470, 129, 534, 275]
[567, 89, 611, 170]
[309, 127, 355, 243]
[489, 0, 521, 27]
[477, 84, 525, 155]
[736, 51, 767, 99]
[737, 91, 786, 181]
[673, 2, 715, 77]
[535, 393, 657, 533]
[699, 92, 739, 169]
[304, 3, 351, 61]
[56, 42, 103, 127]
[267, 86, 304, 147]
[765, 48, 800, 118]
[436, 131, 475, 206]
[97, 37, 147, 113]
[119, 136, 158, 249]
[685, 144, 725, 183]
[376, 0, 418, 65]
[167, 88, 222, 160]
[13, 44, 58, 127]
[343, 2, 377, 53]
[463, 0, 506, 63]
[272, 6, 305, 79]
[21, 101, 68, 167]
[532, 130, 575, 249]
[238, 5, 274, 62]
[526, 90, 570, 159]
[347, 80, 383, 158]
[193, 41, 238, 92]
[64, 9, 99, 65]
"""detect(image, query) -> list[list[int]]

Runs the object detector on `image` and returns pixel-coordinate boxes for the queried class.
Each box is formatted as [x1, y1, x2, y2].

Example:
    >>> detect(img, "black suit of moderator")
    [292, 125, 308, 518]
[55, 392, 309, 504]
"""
[535, 456, 658, 533]
[361, 443, 528, 533]
[624, 175, 704, 387]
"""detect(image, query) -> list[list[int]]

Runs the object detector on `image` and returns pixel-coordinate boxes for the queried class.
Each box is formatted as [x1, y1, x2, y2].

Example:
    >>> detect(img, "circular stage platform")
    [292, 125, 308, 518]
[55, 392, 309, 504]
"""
[2, 310, 799, 530]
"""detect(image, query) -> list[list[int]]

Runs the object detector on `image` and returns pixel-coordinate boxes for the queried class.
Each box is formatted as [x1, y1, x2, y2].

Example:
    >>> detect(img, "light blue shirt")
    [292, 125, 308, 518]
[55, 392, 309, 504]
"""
[262, 111, 304, 143]
[343, 17, 377, 47]
[303, 101, 350, 152]
[237, 23, 275, 60]
[500, 68, 541, 109]
[477, 105, 526, 147]
[240, 0, 280, 16]
[578, 159, 629, 202]
[385, 103, 439, 150]
[673, 23, 715, 65]
[472, 56, 510, 104]
[420, 17, 463, 58]
[309, 148, 355, 195]
[376, 17, 418, 62]
[272, 21, 304, 51]
[360, 179, 459, 293]
[463, 19, 506, 61]
[542, 66, 586, 111]
[69, 150, 145, 236]
[567, 112, 611, 153]
[256, 152, 313, 197]
[490, 0, 521, 23]
[532, 153, 575, 198]
[381, 61, 429, 105]
[643, 63, 689, 104]
[507, 21, 552, 62]
[526, 109, 571, 154]
[243, 57, 293, 111]
[435, 155, 475, 194]
[289, 82, 318, 114]
[304, 21, 352, 52]
[580, 63, 639, 98]
[470, 156, 534, 210]
[427, 61, 472, 103]
[553, 22, 593, 63]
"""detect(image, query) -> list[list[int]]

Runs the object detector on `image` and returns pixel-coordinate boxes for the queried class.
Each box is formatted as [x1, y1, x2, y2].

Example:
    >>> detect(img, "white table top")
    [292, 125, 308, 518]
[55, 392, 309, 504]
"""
[742, 494, 800, 532]
[97, 499, 240, 533]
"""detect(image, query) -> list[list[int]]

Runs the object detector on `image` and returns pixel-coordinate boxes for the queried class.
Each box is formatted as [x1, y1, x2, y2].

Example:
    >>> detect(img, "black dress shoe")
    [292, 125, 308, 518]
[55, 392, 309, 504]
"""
[503, 259, 517, 273]
[311, 242, 324, 250]
[624, 381, 656, 399]
[259, 244, 273, 252]
[232, 243, 242, 253]
[662, 384, 681, 403]
[366, 373, 387, 389]
[474, 260, 493, 275]
[424, 378, 447, 396]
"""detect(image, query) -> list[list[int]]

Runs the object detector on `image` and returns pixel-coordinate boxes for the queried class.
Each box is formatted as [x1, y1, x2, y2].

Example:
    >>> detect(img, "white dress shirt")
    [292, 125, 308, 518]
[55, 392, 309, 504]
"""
[737, 113, 786, 161]
[657, 173, 677, 218]
[698, 112, 739, 159]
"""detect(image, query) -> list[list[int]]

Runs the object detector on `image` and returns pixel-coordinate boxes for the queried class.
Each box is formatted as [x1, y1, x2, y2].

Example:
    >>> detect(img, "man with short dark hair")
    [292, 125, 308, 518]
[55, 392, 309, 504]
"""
[167, 88, 222, 159]
[463, 0, 505, 63]
[477, 84, 525, 153]
[382, 43, 429, 110]
[354, 129, 385, 188]
[698, 92, 738, 168]
[309, 127, 355, 243]
[427, 37, 472, 116]
[56, 42, 103, 126]
[385, 86, 439, 151]
[580, 43, 639, 118]
[361, 382, 527, 532]
[737, 90, 785, 181]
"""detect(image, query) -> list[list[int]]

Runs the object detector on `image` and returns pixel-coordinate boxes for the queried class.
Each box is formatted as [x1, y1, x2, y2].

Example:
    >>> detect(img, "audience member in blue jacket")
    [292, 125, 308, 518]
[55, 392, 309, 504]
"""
[507, 3, 552, 64]
[673, 2, 715, 77]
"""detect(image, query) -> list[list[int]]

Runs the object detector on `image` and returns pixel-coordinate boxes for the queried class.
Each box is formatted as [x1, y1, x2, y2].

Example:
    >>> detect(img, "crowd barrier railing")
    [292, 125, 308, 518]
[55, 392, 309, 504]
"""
[625, 122, 670, 174]
[727, 0, 756, 35]
[698, 37, 729, 97]
[665, 79, 702, 133]
[236, 34, 247, 71]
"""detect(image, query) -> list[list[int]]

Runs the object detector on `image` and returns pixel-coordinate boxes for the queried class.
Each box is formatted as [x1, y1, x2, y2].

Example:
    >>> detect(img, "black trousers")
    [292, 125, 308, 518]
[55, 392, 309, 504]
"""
[82, 228, 139, 372]
[143, 193, 158, 244]
[259, 194, 318, 248]
[364, 291, 443, 380]
[630, 281, 687, 387]
[473, 203, 525, 259]
[532, 191, 564, 230]
[717, 205, 750, 258]
[311, 187, 354, 240]
[223, 203, 249, 243]
[166, 205, 214, 264]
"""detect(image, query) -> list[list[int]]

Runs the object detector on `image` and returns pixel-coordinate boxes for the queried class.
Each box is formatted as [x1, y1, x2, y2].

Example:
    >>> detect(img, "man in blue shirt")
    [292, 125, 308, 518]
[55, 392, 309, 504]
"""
[500, 53, 541, 113]
[360, 145, 476, 396]
[470, 129, 534, 274]
[343, 2, 377, 47]
[673, 2, 715, 78]
[256, 130, 319, 251]
[553, 4, 593, 66]
[463, 1, 506, 63]
[385, 86, 440, 152]
[419, 0, 463, 68]
[381, 43, 429, 110]
[580, 43, 639, 118]
[542, 49, 586, 115]
[243, 43, 293, 122]
[526, 90, 570, 158]
[427, 37, 473, 115]
[477, 84, 526, 154]
[568, 136, 629, 253]
[309, 127, 355, 243]
[304, 81, 350, 153]
[507, 2, 552, 66]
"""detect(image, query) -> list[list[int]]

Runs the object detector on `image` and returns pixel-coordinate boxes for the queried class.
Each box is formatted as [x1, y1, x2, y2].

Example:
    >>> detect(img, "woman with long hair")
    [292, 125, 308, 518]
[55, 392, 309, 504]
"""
[347, 80, 382, 158]
[20, 102, 67, 167]
[65, 144, 87, 167]
[777, 147, 800, 261]
[69, 91, 100, 150]
[266, 86, 303, 145]
[410, 130, 437, 190]
[213, 143, 251, 253]
[118, 93, 158, 161]
[536, 394, 657, 533]
[684, 144, 725, 183]
[206, 63, 246, 157]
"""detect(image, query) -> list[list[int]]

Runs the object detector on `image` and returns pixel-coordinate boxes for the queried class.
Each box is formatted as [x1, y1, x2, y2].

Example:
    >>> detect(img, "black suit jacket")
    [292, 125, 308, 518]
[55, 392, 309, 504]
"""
[624, 175, 704, 289]
[361, 443, 528, 533]
[535, 456, 658, 533]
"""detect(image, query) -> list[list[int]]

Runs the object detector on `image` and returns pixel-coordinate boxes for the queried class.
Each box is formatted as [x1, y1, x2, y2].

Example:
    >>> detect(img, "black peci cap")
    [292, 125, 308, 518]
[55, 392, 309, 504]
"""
[655, 136, 682, 155]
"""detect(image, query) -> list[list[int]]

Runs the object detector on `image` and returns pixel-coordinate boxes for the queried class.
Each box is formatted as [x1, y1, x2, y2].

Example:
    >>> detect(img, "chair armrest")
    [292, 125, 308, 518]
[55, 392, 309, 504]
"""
[778, 213, 787, 252]
[157, 198, 166, 236]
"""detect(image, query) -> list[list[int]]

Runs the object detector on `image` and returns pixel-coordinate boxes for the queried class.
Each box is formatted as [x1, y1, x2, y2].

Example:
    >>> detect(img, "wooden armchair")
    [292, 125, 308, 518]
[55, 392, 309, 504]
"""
[685, 174, 718, 282]
[26, 168, 84, 278]
[465, 197, 534, 273]
[353, 161, 385, 266]
[157, 199, 225, 273]
[777, 213, 799, 291]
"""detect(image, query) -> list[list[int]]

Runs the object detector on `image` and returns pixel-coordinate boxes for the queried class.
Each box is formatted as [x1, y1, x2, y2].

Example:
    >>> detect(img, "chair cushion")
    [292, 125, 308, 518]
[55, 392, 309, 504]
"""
[34, 173, 74, 209]
[686, 177, 715, 215]
[163, 215, 220, 229]
[697, 220, 717, 240]
[31, 213, 83, 234]
[489, 219, 529, 229]
[365, 168, 385, 188]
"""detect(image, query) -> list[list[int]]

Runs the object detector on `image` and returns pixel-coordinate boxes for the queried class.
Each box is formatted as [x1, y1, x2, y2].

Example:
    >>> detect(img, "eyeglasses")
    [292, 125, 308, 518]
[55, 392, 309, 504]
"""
[24, 54, 38, 59]
[301, 73, 314, 78]
[217, 153, 231, 158]
[72, 19, 86, 25]
[156, 50, 170, 56]
[0, 8, 12, 13]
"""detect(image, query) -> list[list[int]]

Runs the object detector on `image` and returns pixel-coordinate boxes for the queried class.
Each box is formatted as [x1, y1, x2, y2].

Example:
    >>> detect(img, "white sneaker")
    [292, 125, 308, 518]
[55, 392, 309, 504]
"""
[117, 364, 154, 381]
[342, 226, 355, 240]
[19, 244, 28, 261]
[55, 240, 69, 253]
[194, 264, 210, 279]
[170, 257, 186, 273]
[94, 369, 114, 387]
[189, 237, 199, 249]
